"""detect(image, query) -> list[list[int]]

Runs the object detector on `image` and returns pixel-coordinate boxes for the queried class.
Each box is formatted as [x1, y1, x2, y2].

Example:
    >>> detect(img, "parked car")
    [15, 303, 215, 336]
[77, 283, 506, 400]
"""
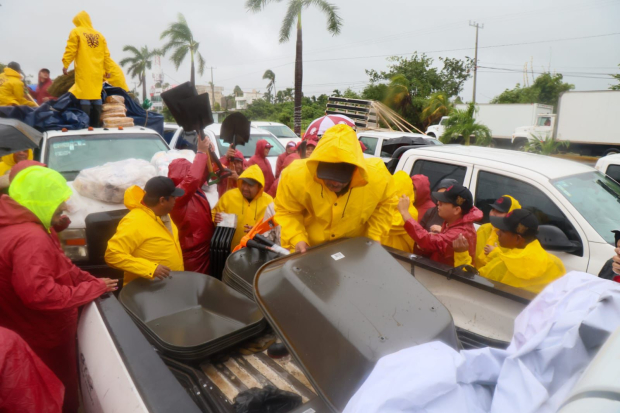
[357, 130, 441, 163]
[595, 153, 620, 183]
[251, 121, 300, 147]
[37, 127, 170, 276]
[395, 145, 619, 275]
[163, 122, 180, 144]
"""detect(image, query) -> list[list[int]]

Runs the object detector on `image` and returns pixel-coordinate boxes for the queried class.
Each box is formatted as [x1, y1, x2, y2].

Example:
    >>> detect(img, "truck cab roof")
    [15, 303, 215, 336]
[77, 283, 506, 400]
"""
[44, 126, 162, 138]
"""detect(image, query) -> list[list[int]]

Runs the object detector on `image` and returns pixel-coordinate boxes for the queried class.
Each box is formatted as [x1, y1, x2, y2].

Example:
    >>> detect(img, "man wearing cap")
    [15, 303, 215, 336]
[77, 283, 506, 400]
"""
[275, 124, 396, 253]
[218, 147, 247, 197]
[453, 209, 565, 293]
[0, 62, 38, 107]
[276, 141, 297, 178]
[105, 176, 185, 286]
[213, 165, 274, 249]
[474, 195, 521, 268]
[420, 178, 459, 233]
[248, 139, 275, 193]
[398, 184, 482, 266]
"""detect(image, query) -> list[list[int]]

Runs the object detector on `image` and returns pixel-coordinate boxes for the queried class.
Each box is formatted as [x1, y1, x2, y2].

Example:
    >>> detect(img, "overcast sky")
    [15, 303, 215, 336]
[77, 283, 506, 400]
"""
[1, 0, 619, 103]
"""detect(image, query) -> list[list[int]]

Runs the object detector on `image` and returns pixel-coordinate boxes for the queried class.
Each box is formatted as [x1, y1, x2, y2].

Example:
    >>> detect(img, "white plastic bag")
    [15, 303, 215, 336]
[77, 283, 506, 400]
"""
[150, 149, 196, 177]
[73, 159, 157, 204]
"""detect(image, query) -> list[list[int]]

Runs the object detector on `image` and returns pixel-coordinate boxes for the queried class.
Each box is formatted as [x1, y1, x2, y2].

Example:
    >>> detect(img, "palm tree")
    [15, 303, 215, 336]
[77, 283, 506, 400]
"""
[119, 45, 160, 103]
[524, 132, 570, 155]
[233, 85, 244, 97]
[421, 92, 451, 128]
[246, 0, 343, 135]
[263, 69, 276, 102]
[160, 13, 206, 87]
[441, 103, 492, 146]
[385, 74, 413, 114]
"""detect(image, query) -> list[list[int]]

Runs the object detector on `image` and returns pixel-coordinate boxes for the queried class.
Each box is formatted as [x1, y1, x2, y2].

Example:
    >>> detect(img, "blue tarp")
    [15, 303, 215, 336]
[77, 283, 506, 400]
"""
[102, 84, 164, 136]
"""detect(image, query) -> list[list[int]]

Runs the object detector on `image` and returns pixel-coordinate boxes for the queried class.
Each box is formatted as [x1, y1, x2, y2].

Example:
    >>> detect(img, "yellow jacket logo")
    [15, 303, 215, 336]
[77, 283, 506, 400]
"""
[83, 33, 100, 48]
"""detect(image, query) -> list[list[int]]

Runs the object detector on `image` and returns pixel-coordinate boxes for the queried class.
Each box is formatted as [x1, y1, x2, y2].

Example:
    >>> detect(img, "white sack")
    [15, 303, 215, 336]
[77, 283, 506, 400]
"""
[150, 149, 195, 177]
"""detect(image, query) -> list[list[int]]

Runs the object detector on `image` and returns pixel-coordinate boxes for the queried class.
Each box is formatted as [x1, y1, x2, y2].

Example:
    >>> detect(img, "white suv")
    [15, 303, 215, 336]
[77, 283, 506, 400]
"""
[251, 121, 299, 147]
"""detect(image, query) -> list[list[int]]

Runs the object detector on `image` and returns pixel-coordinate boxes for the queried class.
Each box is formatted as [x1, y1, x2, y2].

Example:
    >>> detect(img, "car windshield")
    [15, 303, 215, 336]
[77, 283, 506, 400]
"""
[552, 171, 620, 245]
[215, 134, 285, 157]
[257, 125, 298, 139]
[46, 134, 168, 181]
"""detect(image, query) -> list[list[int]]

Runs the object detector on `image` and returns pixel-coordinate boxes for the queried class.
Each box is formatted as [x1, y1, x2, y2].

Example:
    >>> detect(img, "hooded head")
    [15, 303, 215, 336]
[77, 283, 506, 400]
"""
[411, 175, 431, 207]
[72, 11, 93, 28]
[254, 140, 272, 159]
[168, 158, 192, 186]
[9, 160, 46, 182]
[237, 164, 265, 201]
[9, 166, 72, 231]
[0, 150, 34, 176]
[306, 124, 368, 190]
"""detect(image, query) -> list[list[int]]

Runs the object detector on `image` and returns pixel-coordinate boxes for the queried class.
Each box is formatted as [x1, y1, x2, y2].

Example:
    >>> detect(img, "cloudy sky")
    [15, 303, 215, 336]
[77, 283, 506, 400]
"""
[2, 0, 619, 103]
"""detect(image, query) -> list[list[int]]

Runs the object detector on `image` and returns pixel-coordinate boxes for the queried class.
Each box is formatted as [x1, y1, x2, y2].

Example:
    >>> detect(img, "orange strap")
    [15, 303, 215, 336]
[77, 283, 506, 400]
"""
[232, 216, 279, 253]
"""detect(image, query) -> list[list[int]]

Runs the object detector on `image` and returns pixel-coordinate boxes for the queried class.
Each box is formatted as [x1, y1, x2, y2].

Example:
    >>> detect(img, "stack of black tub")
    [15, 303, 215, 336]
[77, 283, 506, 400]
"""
[210, 225, 236, 279]
[119, 271, 266, 362]
[222, 248, 279, 300]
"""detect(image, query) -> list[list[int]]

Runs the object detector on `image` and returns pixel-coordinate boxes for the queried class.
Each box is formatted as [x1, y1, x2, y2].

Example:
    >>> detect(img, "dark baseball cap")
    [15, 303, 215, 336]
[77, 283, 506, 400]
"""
[316, 162, 356, 183]
[432, 184, 473, 211]
[489, 196, 513, 213]
[240, 177, 259, 186]
[144, 176, 184, 199]
[437, 178, 458, 190]
[7, 62, 21, 72]
[490, 209, 539, 238]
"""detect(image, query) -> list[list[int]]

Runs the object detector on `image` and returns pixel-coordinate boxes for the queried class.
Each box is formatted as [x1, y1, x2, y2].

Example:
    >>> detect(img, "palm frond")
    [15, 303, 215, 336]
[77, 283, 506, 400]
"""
[170, 46, 189, 69]
[246, 0, 281, 12]
[306, 0, 342, 36]
[263, 69, 276, 81]
[279, 0, 302, 43]
[119, 57, 136, 68]
[196, 51, 206, 76]
[122, 45, 141, 55]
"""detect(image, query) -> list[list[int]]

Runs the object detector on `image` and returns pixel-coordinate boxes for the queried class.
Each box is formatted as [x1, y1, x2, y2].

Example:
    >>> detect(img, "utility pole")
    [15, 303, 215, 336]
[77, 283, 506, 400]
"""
[206, 67, 217, 107]
[469, 21, 483, 104]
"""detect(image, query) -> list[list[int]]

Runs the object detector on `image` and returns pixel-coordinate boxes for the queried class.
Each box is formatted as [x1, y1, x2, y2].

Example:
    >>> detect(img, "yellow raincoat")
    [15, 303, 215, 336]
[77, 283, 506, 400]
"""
[0, 150, 34, 176]
[455, 240, 565, 294]
[62, 11, 112, 100]
[212, 165, 274, 249]
[106, 59, 129, 91]
[0, 67, 37, 107]
[105, 185, 184, 285]
[475, 195, 522, 268]
[275, 124, 396, 250]
[382, 171, 418, 252]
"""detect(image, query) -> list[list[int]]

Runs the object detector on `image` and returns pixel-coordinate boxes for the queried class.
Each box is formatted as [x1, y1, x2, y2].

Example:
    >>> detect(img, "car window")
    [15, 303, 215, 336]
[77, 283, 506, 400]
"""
[176, 131, 199, 151]
[359, 137, 378, 156]
[411, 160, 467, 191]
[258, 125, 298, 139]
[215, 134, 285, 157]
[537, 116, 552, 126]
[476, 171, 582, 253]
[605, 165, 620, 183]
[163, 129, 177, 144]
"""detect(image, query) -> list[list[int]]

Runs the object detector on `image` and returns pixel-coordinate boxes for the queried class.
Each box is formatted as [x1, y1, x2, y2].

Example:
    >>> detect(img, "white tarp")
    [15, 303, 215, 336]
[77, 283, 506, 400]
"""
[344, 272, 620, 413]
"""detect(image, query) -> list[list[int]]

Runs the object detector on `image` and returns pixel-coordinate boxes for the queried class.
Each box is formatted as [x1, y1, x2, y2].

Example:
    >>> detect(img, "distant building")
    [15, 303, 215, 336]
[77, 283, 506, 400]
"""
[196, 84, 224, 109]
[235, 89, 261, 110]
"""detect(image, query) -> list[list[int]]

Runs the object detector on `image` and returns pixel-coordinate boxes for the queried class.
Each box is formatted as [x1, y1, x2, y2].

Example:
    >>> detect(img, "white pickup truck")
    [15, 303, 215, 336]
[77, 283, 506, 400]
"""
[395, 145, 619, 275]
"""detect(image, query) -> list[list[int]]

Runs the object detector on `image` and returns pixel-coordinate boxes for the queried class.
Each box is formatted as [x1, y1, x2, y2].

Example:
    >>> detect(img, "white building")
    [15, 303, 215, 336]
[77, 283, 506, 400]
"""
[196, 85, 224, 109]
[235, 89, 261, 110]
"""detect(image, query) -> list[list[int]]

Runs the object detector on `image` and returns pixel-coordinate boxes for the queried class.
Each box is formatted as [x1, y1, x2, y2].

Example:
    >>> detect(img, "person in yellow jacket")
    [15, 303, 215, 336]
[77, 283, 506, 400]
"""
[382, 171, 418, 252]
[275, 124, 396, 253]
[453, 209, 565, 294]
[0, 150, 33, 177]
[213, 165, 274, 249]
[105, 59, 129, 91]
[105, 177, 185, 286]
[0, 62, 37, 107]
[475, 195, 522, 268]
[62, 11, 112, 126]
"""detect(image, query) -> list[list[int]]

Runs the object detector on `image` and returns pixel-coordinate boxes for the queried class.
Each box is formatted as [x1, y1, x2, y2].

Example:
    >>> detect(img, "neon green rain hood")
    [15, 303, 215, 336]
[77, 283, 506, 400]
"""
[9, 166, 73, 231]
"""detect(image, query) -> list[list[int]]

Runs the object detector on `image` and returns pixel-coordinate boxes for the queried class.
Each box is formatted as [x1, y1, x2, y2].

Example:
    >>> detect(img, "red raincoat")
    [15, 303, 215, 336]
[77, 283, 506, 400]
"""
[275, 151, 289, 179]
[0, 327, 64, 413]
[32, 73, 54, 105]
[168, 153, 215, 275]
[405, 206, 483, 266]
[0, 196, 107, 413]
[217, 149, 246, 197]
[412, 174, 435, 222]
[247, 139, 275, 193]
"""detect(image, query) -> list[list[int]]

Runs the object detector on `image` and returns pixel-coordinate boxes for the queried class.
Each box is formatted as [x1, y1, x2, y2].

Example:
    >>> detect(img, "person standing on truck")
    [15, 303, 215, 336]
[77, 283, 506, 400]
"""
[213, 165, 274, 249]
[168, 136, 215, 275]
[275, 124, 396, 253]
[104, 58, 129, 91]
[105, 177, 185, 286]
[382, 171, 418, 253]
[31, 68, 54, 104]
[62, 11, 113, 127]
[0, 62, 38, 107]
[0, 166, 117, 413]
[411, 174, 435, 223]
[398, 184, 482, 266]
[419, 178, 458, 233]
[474, 195, 521, 268]
[247, 139, 275, 193]
[453, 209, 566, 293]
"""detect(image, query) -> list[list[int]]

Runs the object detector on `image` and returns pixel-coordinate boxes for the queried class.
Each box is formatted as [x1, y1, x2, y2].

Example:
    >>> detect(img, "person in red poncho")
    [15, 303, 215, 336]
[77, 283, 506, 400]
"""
[276, 141, 296, 178]
[0, 166, 117, 413]
[0, 327, 65, 413]
[217, 147, 247, 197]
[168, 137, 215, 275]
[411, 174, 435, 222]
[269, 139, 317, 198]
[31, 69, 54, 104]
[247, 139, 275, 193]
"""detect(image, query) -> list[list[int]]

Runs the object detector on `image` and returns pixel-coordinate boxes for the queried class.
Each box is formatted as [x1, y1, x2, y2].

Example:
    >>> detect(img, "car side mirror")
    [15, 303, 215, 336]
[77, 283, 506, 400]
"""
[537, 225, 581, 253]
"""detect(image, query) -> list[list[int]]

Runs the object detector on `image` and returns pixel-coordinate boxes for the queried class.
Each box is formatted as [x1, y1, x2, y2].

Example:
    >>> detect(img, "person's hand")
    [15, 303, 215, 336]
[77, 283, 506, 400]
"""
[105, 72, 111, 79]
[229, 171, 239, 181]
[613, 248, 620, 275]
[226, 147, 236, 159]
[453, 233, 469, 253]
[295, 241, 310, 253]
[214, 213, 223, 223]
[101, 278, 118, 292]
[244, 224, 253, 233]
[62, 67, 68, 75]
[397, 195, 412, 221]
[42, 97, 51, 103]
[484, 244, 496, 255]
[430, 225, 442, 234]
[153, 265, 171, 280]
[197, 134, 210, 154]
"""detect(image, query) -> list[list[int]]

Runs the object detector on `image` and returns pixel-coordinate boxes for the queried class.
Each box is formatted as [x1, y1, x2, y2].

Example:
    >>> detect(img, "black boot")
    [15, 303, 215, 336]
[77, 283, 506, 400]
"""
[80, 103, 92, 126]
[91, 104, 103, 127]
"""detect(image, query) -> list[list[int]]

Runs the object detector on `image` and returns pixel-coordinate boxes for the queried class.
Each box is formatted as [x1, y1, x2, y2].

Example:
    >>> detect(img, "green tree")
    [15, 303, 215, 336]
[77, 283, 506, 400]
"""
[160, 13, 206, 87]
[441, 103, 492, 146]
[246, 0, 343, 135]
[119, 45, 161, 103]
[611, 64, 620, 91]
[524, 132, 570, 155]
[490, 72, 574, 108]
[342, 88, 361, 99]
[421, 92, 452, 128]
[263, 69, 276, 102]
[233, 85, 243, 97]
[162, 105, 175, 122]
